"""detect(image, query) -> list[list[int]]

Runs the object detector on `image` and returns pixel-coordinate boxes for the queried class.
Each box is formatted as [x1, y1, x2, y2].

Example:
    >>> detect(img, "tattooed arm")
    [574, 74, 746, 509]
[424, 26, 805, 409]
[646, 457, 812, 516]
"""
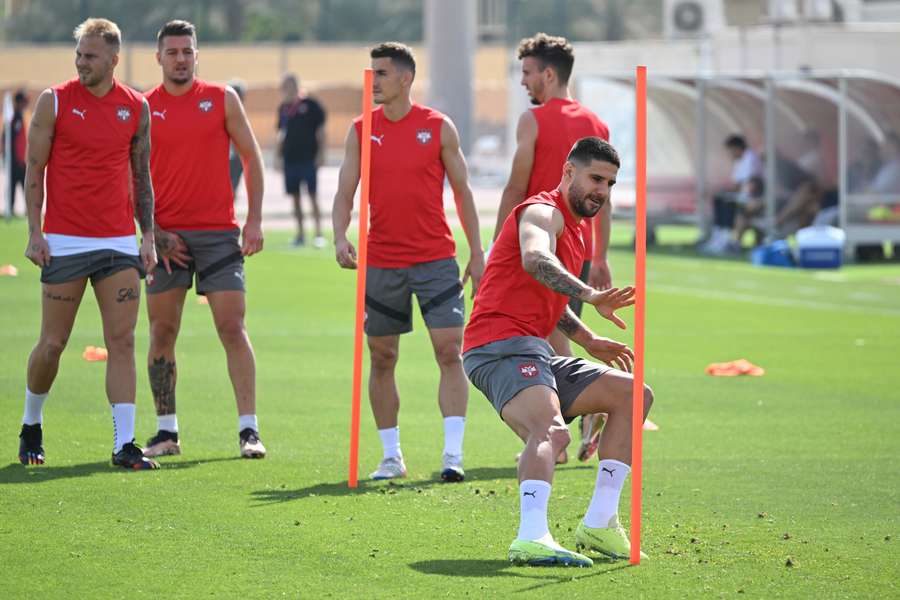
[519, 203, 595, 301]
[131, 98, 154, 235]
[519, 202, 636, 330]
[131, 98, 158, 273]
[23, 90, 55, 267]
[557, 305, 635, 372]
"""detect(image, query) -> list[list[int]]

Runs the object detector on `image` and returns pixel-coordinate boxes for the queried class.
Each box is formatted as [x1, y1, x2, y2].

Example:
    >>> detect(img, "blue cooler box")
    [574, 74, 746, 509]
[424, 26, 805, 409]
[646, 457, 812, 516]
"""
[795, 225, 845, 269]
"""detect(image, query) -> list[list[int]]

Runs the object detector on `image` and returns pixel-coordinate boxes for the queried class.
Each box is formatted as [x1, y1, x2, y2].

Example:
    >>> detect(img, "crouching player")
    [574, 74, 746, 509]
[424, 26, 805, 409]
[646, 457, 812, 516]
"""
[462, 137, 653, 566]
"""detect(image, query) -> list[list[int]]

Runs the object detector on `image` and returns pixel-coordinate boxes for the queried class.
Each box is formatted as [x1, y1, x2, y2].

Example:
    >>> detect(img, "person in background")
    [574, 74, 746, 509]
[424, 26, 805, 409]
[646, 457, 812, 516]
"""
[277, 74, 327, 247]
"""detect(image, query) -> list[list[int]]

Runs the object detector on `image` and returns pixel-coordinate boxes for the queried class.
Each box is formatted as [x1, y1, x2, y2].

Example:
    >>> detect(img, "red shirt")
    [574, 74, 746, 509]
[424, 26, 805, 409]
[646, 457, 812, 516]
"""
[146, 80, 237, 230]
[353, 104, 454, 268]
[44, 78, 143, 237]
[464, 189, 585, 353]
[526, 98, 609, 258]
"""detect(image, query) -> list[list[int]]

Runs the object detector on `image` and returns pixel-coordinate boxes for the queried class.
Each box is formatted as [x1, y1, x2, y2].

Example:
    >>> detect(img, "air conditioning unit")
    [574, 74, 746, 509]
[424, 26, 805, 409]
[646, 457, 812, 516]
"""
[664, 0, 725, 38]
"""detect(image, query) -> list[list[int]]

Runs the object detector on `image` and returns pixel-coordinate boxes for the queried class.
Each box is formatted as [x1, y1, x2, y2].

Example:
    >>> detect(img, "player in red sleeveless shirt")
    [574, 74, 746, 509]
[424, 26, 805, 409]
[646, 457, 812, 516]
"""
[493, 33, 614, 463]
[141, 20, 267, 460]
[464, 137, 654, 566]
[18, 18, 159, 470]
[332, 43, 485, 482]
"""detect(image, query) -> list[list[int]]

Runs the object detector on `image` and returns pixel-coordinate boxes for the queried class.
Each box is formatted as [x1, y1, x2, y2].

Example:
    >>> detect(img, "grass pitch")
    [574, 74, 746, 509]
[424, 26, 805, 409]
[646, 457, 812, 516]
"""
[1, 219, 898, 598]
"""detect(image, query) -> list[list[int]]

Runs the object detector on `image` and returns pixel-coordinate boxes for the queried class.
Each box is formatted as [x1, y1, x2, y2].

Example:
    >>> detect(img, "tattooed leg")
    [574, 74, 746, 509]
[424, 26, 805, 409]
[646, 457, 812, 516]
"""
[147, 287, 188, 416]
[27, 279, 88, 394]
[149, 356, 176, 416]
[94, 268, 141, 405]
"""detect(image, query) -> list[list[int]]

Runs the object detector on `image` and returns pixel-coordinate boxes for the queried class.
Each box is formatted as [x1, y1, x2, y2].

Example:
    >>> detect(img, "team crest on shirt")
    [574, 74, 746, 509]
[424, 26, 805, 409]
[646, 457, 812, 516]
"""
[519, 362, 538, 378]
[415, 129, 433, 145]
[198, 99, 214, 112]
[116, 106, 132, 121]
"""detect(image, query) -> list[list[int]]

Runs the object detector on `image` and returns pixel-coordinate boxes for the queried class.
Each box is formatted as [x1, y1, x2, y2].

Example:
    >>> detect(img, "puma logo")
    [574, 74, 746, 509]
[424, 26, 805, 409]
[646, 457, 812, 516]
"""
[601, 467, 616, 477]
[72, 108, 87, 120]
[452, 307, 463, 316]
[522, 490, 537, 498]
[152, 109, 166, 120]
[371, 134, 384, 146]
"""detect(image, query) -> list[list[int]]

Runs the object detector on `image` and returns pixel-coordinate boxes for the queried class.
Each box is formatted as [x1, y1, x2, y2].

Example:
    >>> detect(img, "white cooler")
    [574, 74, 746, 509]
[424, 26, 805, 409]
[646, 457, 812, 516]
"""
[795, 225, 845, 269]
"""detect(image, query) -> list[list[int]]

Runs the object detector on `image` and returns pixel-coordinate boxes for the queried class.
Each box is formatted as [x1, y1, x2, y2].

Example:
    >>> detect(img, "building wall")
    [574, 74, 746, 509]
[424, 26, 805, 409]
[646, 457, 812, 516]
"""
[0, 43, 510, 150]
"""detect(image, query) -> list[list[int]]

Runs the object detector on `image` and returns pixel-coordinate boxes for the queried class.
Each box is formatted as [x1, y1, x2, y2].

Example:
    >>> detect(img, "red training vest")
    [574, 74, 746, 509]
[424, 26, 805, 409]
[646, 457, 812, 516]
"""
[44, 78, 143, 237]
[526, 98, 609, 258]
[353, 104, 454, 268]
[146, 80, 237, 230]
[463, 189, 585, 353]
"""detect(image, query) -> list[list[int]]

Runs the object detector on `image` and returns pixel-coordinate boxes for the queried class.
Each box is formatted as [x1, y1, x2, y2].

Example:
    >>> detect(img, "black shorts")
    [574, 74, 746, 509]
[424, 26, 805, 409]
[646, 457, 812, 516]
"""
[284, 161, 318, 195]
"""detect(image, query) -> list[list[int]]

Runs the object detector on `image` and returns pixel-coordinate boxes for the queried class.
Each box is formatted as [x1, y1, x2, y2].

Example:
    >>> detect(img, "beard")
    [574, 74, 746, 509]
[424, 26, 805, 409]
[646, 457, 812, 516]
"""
[78, 68, 106, 87]
[526, 82, 543, 105]
[568, 180, 605, 218]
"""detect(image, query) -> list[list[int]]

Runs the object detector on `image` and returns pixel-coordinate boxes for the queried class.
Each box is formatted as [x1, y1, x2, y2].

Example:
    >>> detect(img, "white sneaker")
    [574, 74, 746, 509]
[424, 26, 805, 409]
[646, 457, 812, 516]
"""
[313, 236, 327, 249]
[370, 456, 407, 480]
[440, 453, 465, 482]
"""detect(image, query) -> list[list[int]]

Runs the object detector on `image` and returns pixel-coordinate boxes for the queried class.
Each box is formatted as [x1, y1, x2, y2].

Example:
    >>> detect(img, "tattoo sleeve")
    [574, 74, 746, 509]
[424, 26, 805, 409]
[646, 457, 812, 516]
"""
[557, 306, 591, 341]
[131, 100, 155, 235]
[528, 250, 592, 300]
[149, 356, 176, 416]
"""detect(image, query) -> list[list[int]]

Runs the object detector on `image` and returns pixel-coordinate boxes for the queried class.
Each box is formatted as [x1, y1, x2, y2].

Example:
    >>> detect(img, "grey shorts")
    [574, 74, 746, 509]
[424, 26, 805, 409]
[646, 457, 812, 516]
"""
[463, 336, 612, 424]
[147, 229, 245, 296]
[365, 257, 464, 336]
[41, 250, 144, 285]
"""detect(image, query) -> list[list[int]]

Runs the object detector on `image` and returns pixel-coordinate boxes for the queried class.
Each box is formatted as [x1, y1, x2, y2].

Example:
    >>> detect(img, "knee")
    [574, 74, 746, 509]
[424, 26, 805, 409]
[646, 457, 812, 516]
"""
[150, 319, 179, 348]
[37, 335, 68, 361]
[370, 345, 398, 371]
[548, 423, 572, 451]
[215, 318, 247, 346]
[433, 341, 462, 369]
[105, 329, 135, 354]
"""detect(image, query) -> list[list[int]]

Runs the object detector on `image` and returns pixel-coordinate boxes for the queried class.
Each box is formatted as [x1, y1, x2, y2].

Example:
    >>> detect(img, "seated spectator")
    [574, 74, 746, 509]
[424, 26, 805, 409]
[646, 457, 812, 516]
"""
[773, 131, 826, 239]
[701, 134, 762, 254]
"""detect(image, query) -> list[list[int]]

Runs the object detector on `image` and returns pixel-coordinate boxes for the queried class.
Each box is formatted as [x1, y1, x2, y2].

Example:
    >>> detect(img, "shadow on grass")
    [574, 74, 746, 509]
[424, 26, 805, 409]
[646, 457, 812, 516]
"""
[408, 558, 631, 590]
[250, 465, 520, 505]
[0, 456, 241, 484]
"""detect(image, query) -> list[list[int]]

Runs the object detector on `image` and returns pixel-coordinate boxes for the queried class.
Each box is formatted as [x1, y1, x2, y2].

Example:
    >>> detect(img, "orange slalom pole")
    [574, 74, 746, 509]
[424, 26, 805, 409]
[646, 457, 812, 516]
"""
[630, 65, 647, 565]
[349, 68, 374, 488]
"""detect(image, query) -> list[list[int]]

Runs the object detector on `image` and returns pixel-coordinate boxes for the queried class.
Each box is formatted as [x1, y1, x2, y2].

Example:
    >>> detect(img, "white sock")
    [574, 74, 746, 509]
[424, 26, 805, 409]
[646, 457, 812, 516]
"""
[111, 403, 136, 453]
[378, 427, 401, 459]
[158, 414, 178, 433]
[517, 479, 552, 541]
[238, 414, 258, 432]
[442, 416, 465, 457]
[23, 388, 48, 425]
[583, 459, 630, 528]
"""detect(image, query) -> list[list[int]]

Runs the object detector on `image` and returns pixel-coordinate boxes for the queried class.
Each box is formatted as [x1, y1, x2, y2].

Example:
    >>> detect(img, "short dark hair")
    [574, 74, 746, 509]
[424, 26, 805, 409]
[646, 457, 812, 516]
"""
[14, 89, 28, 104]
[370, 42, 416, 76]
[725, 134, 747, 150]
[517, 33, 575, 85]
[567, 137, 620, 168]
[157, 20, 197, 48]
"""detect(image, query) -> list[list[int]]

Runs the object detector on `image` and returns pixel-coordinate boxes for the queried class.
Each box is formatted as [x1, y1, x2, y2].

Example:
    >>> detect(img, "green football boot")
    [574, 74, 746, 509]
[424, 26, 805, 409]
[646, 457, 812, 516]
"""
[575, 517, 648, 560]
[508, 538, 593, 568]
